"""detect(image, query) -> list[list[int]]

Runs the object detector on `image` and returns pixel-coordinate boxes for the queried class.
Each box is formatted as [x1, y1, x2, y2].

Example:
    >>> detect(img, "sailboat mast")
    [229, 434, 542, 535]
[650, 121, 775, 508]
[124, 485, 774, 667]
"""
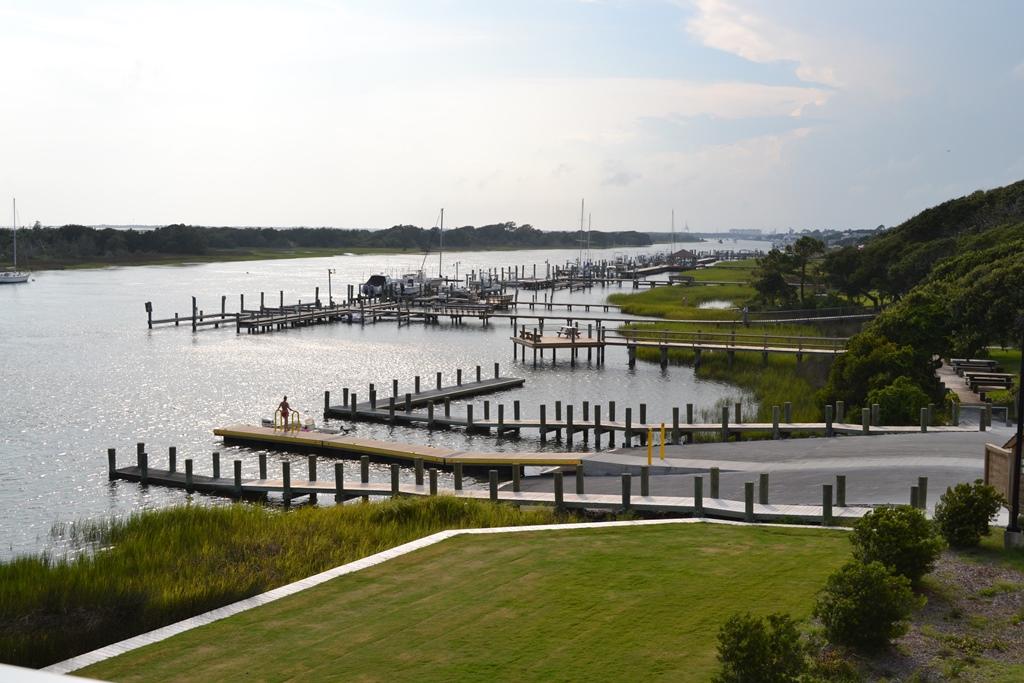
[587, 213, 591, 262]
[671, 209, 675, 257]
[12, 198, 16, 269]
[579, 198, 585, 266]
[438, 208, 444, 279]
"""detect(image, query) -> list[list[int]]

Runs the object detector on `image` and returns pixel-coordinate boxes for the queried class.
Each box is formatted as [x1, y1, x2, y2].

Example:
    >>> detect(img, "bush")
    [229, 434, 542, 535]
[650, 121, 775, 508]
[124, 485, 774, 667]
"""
[813, 560, 922, 651]
[850, 505, 944, 585]
[712, 612, 806, 683]
[933, 480, 1005, 548]
[866, 376, 931, 425]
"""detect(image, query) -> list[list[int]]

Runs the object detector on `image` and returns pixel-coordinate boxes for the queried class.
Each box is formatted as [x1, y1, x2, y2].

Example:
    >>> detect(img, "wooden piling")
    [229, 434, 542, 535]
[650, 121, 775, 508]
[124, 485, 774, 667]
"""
[553, 472, 564, 509]
[454, 463, 463, 490]
[917, 476, 928, 509]
[334, 462, 344, 502]
[107, 448, 116, 480]
[185, 459, 193, 492]
[212, 451, 220, 479]
[710, 467, 720, 498]
[234, 460, 242, 498]
[744, 482, 754, 522]
[836, 475, 846, 507]
[391, 464, 400, 495]
[694, 476, 704, 517]
[822, 484, 833, 525]
[282, 461, 291, 505]
[621, 473, 631, 509]
[489, 470, 498, 501]
[758, 473, 769, 504]
[641, 466, 650, 497]
[429, 468, 438, 495]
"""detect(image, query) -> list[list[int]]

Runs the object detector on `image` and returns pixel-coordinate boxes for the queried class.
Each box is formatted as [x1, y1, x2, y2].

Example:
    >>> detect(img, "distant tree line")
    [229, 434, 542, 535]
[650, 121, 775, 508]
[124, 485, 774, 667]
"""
[1, 222, 653, 265]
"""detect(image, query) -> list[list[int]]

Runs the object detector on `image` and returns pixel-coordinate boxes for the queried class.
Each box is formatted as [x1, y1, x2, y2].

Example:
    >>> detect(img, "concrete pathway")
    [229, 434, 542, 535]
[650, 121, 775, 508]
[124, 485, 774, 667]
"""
[517, 426, 1016, 510]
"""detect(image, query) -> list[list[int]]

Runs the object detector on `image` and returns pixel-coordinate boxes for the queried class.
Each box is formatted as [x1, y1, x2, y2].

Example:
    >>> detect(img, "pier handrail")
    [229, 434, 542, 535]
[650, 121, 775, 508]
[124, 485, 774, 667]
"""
[274, 409, 302, 432]
[608, 327, 847, 350]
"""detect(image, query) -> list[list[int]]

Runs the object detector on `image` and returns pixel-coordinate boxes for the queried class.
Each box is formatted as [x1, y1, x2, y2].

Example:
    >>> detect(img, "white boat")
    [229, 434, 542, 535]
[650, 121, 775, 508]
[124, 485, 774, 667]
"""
[1, 199, 29, 284]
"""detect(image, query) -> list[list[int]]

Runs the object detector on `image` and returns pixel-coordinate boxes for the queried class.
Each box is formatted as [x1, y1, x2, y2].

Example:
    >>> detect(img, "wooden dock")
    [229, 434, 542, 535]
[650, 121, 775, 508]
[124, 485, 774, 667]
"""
[213, 425, 581, 470]
[109, 450, 871, 524]
[323, 368, 525, 421]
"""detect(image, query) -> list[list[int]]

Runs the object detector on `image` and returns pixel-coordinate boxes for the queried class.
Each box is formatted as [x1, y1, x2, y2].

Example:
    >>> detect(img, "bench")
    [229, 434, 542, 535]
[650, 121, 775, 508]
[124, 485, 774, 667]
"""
[556, 325, 581, 339]
[519, 329, 541, 342]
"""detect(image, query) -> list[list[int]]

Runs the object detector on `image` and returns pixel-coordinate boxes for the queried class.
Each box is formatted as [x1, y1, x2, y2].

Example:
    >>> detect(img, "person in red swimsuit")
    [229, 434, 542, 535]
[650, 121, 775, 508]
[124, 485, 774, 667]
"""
[278, 396, 290, 426]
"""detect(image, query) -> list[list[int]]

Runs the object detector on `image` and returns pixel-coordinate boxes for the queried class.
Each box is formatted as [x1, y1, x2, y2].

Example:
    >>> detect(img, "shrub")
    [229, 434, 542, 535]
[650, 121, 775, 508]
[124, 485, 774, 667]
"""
[813, 560, 922, 651]
[712, 612, 806, 683]
[933, 480, 1005, 548]
[850, 505, 944, 585]
[866, 376, 931, 425]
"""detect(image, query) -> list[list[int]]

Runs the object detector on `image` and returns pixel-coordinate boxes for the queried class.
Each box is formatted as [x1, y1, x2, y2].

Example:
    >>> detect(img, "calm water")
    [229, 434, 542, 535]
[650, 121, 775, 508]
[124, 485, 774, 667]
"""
[0, 242, 766, 559]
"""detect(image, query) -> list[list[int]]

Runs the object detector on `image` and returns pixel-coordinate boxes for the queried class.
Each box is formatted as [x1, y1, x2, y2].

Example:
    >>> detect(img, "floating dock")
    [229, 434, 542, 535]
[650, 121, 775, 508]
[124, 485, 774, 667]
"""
[213, 425, 583, 471]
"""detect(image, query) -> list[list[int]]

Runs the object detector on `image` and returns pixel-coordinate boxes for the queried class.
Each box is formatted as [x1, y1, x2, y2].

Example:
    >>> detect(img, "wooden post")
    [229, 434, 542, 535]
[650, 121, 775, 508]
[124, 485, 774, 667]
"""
[540, 404, 547, 443]
[862, 407, 870, 434]
[107, 447, 116, 480]
[445, 398, 451, 417]
[476, 365, 481, 382]
[576, 462, 585, 494]
[436, 371, 442, 390]
[734, 402, 742, 424]
[772, 405, 781, 440]
[672, 407, 680, 445]
[694, 476, 704, 517]
[553, 471, 564, 509]
[454, 463, 463, 490]
[405, 392, 412, 413]
[920, 407, 928, 432]
[512, 464, 521, 492]
[686, 403, 693, 425]
[361, 455, 369, 484]
[185, 459, 193, 492]
[721, 405, 729, 442]
[391, 464, 400, 496]
[429, 468, 438, 496]
[234, 460, 242, 499]
[641, 466, 650, 497]
[836, 400, 845, 422]
[334, 462, 344, 502]
[388, 397, 396, 424]
[457, 368, 463, 385]
[910, 485, 919, 508]
[836, 475, 846, 507]
[212, 451, 220, 479]
[822, 484, 833, 525]
[258, 452, 267, 480]
[466, 404, 474, 432]
[282, 461, 291, 506]
[139, 452, 148, 485]
[918, 476, 928, 509]
[744, 482, 754, 522]
[324, 391, 330, 416]
[415, 459, 424, 486]
[494, 361, 500, 379]
[489, 470, 498, 501]
[621, 473, 631, 509]
[710, 467, 720, 498]
[871, 403, 881, 427]
[350, 392, 357, 419]
[414, 375, 421, 394]
[951, 399, 960, 426]
[427, 402, 435, 428]
[758, 473, 769, 504]
[625, 407, 632, 447]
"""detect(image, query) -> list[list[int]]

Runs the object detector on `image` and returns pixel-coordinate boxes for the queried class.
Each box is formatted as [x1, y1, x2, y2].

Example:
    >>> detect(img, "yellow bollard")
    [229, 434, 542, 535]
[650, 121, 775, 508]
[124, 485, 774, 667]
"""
[660, 423, 666, 460]
[647, 427, 653, 465]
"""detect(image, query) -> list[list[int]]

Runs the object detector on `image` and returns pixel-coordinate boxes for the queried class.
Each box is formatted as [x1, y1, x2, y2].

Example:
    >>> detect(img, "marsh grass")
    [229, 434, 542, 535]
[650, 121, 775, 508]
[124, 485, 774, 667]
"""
[0, 498, 579, 668]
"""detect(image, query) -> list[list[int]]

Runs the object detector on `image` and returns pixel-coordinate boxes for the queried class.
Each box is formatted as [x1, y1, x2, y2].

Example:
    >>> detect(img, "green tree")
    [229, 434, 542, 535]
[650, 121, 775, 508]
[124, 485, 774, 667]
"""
[787, 236, 825, 304]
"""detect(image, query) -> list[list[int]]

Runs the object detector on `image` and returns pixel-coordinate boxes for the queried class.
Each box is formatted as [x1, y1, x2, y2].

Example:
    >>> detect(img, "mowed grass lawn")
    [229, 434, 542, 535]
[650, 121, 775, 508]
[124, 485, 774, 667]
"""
[81, 523, 848, 683]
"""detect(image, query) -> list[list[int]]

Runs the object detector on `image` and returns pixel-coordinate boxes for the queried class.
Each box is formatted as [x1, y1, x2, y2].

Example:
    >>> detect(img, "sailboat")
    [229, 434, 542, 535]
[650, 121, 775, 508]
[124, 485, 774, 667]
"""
[1, 199, 29, 284]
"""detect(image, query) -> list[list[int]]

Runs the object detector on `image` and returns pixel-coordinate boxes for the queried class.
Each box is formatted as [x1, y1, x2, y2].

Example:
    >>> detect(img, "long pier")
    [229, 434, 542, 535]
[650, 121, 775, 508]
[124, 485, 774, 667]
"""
[108, 447, 871, 524]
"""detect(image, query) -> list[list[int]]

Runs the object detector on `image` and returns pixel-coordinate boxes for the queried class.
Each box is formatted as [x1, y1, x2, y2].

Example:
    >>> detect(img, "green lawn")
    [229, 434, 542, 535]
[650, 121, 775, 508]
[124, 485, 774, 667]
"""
[80, 523, 848, 683]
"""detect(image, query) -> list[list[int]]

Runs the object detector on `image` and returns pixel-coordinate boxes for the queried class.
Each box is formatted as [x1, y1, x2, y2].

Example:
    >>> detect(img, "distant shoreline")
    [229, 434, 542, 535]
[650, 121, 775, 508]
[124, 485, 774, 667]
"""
[23, 243, 669, 271]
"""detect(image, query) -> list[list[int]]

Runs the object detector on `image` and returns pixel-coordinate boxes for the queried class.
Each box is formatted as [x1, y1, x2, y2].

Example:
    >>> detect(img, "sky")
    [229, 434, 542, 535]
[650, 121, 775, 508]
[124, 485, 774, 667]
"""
[2, 0, 1023, 231]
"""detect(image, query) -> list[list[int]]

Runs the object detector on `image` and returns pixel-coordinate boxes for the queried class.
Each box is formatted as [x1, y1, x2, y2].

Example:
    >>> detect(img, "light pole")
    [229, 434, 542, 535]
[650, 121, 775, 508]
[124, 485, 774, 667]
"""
[1006, 314, 1024, 547]
[327, 268, 336, 306]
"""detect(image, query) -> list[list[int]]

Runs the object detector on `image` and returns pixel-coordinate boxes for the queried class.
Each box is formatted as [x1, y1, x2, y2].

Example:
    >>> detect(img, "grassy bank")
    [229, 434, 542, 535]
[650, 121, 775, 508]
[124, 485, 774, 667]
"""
[0, 498, 581, 668]
[80, 523, 849, 683]
[608, 260, 757, 320]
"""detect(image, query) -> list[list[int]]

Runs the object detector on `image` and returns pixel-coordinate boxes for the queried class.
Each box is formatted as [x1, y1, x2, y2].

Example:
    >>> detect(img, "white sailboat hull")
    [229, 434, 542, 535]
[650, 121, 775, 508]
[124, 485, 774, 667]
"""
[0, 271, 28, 284]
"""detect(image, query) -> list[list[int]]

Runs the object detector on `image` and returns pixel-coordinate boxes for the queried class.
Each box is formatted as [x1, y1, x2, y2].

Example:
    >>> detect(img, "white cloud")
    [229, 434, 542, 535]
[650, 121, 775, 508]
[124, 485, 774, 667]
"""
[686, 0, 842, 87]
